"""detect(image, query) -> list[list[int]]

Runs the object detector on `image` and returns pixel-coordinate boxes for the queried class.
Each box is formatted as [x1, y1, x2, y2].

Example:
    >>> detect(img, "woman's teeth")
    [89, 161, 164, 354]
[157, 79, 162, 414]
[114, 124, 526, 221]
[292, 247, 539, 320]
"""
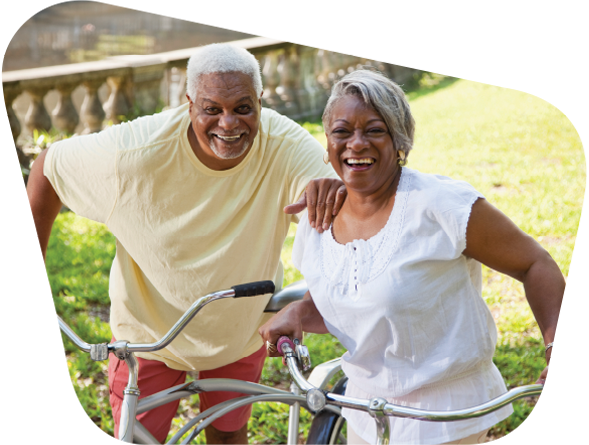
[346, 158, 374, 165]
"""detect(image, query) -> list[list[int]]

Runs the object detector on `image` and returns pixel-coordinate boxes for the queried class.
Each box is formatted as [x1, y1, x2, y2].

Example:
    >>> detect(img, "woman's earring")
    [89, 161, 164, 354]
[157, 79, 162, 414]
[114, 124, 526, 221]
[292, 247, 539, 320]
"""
[323, 152, 330, 165]
[398, 150, 406, 163]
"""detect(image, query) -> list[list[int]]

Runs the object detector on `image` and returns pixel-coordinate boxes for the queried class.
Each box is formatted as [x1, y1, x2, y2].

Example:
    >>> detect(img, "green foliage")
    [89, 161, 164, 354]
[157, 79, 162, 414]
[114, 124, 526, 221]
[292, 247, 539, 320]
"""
[304, 333, 346, 367]
[249, 402, 312, 444]
[47, 212, 114, 431]
[280, 224, 304, 287]
[113, 100, 167, 125]
[67, 352, 113, 435]
[489, 339, 545, 437]
[299, 121, 327, 149]
[20, 129, 72, 180]
[47, 212, 115, 311]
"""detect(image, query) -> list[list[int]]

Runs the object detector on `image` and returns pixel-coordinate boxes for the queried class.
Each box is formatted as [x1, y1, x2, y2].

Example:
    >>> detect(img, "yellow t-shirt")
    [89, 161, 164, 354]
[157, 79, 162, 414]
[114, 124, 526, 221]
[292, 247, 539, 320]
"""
[44, 103, 336, 371]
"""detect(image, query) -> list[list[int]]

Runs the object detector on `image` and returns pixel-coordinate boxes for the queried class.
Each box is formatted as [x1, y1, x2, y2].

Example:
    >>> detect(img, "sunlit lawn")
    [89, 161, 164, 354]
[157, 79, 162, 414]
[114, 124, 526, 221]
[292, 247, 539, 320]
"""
[49, 76, 584, 442]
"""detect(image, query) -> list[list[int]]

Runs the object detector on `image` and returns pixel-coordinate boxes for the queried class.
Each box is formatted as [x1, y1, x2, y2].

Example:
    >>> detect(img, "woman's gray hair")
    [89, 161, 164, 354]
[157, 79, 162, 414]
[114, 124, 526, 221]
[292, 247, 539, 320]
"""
[322, 70, 415, 165]
[186, 43, 263, 101]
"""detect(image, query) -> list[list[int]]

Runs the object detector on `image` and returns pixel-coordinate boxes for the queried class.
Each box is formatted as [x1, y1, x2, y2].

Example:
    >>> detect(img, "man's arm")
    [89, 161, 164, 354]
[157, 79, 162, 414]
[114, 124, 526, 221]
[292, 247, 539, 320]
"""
[26, 149, 63, 260]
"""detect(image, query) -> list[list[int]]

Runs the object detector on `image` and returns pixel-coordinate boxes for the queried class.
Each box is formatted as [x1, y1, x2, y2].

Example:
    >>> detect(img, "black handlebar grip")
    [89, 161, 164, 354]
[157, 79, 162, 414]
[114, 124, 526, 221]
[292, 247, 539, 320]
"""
[232, 280, 275, 298]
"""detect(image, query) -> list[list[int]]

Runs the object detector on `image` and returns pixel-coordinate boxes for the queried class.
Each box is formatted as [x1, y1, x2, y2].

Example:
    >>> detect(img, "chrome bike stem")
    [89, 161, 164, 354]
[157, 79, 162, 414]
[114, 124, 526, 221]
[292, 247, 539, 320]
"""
[118, 353, 140, 442]
[287, 382, 301, 445]
[369, 397, 391, 445]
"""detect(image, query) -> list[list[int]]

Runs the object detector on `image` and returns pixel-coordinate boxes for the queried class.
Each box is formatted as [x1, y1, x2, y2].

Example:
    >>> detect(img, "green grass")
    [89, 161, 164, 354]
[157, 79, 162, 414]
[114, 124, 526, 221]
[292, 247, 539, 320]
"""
[48, 76, 584, 443]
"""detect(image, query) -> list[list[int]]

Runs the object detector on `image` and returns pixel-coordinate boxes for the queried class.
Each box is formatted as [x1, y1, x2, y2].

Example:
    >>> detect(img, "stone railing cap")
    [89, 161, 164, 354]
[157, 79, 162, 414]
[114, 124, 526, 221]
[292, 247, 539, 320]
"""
[2, 37, 286, 83]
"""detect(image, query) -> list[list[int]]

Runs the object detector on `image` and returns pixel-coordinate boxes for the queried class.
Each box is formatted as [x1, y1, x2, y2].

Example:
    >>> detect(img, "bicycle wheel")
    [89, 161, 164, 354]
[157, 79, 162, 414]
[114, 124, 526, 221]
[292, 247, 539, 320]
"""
[306, 376, 348, 444]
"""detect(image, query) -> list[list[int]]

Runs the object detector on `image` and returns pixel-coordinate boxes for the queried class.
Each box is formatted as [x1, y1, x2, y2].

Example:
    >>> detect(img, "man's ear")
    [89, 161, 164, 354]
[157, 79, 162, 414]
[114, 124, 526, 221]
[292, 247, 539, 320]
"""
[259, 91, 263, 107]
[186, 94, 193, 105]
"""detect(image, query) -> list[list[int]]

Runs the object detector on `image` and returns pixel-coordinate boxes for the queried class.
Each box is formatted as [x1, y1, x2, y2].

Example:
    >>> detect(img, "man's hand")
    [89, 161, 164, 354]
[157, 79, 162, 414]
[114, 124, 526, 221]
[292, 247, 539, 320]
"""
[284, 178, 346, 233]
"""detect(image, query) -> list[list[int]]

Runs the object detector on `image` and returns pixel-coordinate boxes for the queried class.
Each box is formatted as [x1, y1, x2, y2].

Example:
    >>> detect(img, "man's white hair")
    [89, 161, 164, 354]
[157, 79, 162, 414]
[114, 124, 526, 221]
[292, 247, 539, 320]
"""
[186, 43, 263, 101]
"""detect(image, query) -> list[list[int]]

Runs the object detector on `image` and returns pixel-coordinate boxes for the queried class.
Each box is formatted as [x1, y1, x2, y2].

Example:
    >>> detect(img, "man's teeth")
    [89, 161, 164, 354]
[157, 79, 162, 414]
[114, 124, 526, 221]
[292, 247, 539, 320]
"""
[346, 158, 374, 165]
[216, 135, 241, 141]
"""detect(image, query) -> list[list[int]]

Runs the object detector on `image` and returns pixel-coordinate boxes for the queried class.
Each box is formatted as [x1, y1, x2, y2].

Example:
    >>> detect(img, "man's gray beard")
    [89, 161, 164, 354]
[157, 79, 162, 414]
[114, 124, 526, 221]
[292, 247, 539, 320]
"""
[208, 135, 250, 160]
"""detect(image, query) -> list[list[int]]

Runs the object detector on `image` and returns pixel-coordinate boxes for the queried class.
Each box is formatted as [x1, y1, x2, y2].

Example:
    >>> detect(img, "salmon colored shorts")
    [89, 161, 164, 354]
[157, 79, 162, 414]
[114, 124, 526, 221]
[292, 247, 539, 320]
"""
[108, 343, 267, 443]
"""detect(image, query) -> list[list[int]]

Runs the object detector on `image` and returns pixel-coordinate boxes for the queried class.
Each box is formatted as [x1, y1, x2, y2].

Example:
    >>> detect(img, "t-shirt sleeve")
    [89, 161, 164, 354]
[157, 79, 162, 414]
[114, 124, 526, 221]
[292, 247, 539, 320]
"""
[43, 124, 120, 224]
[285, 133, 339, 223]
[430, 176, 485, 257]
[292, 209, 311, 272]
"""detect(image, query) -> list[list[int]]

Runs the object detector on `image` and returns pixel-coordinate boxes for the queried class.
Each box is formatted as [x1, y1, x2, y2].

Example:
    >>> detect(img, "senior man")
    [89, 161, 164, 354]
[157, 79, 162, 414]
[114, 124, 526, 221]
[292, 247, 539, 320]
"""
[27, 44, 343, 443]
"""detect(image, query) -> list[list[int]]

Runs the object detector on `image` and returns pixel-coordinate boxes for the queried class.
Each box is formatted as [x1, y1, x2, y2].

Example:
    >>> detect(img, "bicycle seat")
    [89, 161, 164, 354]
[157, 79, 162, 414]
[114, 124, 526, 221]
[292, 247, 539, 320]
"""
[264, 280, 308, 312]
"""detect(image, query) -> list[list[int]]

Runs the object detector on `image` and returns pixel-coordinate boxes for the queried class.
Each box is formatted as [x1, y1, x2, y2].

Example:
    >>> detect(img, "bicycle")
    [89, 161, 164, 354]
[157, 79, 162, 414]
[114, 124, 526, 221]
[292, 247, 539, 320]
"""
[58, 279, 543, 444]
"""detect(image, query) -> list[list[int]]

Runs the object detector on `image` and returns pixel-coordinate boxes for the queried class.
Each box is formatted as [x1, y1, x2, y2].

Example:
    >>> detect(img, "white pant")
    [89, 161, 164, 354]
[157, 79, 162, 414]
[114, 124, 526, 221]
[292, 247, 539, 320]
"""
[347, 426, 490, 444]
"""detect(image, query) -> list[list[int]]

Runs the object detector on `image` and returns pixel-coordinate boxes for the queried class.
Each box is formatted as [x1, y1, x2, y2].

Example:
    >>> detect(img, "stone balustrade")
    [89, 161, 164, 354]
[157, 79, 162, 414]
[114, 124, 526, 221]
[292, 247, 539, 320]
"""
[3, 37, 421, 146]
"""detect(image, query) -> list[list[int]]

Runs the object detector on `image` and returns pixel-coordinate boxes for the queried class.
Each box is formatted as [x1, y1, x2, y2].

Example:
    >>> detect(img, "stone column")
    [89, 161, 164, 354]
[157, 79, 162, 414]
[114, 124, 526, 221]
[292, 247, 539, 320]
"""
[176, 67, 188, 106]
[276, 45, 300, 118]
[1, 81, 26, 191]
[80, 78, 106, 134]
[327, 51, 343, 84]
[53, 79, 81, 134]
[297, 46, 321, 121]
[261, 50, 284, 112]
[333, 52, 347, 79]
[103, 74, 130, 124]
[294, 49, 314, 119]
[23, 83, 53, 134]
[315, 49, 333, 107]
[129, 64, 166, 115]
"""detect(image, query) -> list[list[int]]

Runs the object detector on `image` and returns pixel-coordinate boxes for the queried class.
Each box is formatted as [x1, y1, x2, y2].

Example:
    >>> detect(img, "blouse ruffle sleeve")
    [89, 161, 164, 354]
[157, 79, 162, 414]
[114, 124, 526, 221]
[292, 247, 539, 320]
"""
[425, 176, 485, 259]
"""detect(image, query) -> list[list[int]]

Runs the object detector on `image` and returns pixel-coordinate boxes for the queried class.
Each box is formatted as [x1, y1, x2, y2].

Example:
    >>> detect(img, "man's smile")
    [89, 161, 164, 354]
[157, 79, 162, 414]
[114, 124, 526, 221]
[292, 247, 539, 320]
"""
[214, 133, 243, 142]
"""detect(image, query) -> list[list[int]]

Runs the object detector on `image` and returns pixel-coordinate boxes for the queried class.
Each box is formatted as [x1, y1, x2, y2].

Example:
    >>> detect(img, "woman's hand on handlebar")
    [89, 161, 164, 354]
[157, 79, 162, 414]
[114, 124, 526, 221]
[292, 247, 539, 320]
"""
[259, 302, 304, 357]
[259, 291, 328, 357]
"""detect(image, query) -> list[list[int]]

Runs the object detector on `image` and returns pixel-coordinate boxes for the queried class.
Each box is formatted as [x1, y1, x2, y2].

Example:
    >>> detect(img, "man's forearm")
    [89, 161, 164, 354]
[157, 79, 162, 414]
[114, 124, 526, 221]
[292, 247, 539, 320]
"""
[26, 149, 63, 259]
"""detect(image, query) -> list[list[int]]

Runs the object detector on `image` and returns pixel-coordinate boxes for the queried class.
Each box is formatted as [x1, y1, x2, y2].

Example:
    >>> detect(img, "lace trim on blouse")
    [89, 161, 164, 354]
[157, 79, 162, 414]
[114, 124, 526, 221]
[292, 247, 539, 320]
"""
[320, 168, 412, 298]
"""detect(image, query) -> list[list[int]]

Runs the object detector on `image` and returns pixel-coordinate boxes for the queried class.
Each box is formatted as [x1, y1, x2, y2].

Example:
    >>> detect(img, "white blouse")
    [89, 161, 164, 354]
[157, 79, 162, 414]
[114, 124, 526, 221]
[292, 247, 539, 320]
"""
[292, 168, 513, 444]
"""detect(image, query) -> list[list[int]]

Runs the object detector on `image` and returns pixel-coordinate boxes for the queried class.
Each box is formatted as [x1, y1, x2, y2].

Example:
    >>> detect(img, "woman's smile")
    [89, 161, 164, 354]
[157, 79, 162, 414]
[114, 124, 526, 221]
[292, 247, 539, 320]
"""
[344, 157, 376, 171]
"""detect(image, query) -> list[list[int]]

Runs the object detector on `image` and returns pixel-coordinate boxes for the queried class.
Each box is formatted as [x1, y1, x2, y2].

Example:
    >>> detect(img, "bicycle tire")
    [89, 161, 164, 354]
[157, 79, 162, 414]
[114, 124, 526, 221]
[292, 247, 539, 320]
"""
[306, 376, 348, 444]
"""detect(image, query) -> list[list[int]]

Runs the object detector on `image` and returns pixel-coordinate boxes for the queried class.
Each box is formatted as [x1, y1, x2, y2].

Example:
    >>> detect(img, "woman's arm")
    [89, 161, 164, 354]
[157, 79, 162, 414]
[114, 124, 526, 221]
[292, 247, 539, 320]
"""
[463, 198, 565, 381]
[259, 291, 328, 357]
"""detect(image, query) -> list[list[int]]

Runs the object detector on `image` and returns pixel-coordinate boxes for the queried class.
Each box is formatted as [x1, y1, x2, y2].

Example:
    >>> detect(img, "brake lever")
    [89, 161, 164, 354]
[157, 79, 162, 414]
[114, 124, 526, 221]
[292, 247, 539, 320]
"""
[296, 344, 312, 371]
[278, 336, 312, 371]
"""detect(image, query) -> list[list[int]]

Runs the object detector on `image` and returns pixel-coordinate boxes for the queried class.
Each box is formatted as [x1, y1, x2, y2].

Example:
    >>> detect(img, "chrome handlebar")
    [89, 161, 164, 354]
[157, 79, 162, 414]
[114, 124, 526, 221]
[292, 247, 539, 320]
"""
[279, 338, 543, 421]
[58, 289, 236, 359]
[58, 281, 276, 360]
[2, 314, 92, 352]
[124, 289, 235, 353]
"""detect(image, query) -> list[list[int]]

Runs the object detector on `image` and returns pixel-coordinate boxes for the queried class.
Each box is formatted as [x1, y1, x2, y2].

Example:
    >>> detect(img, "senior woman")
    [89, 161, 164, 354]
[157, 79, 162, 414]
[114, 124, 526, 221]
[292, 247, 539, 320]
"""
[259, 70, 564, 444]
